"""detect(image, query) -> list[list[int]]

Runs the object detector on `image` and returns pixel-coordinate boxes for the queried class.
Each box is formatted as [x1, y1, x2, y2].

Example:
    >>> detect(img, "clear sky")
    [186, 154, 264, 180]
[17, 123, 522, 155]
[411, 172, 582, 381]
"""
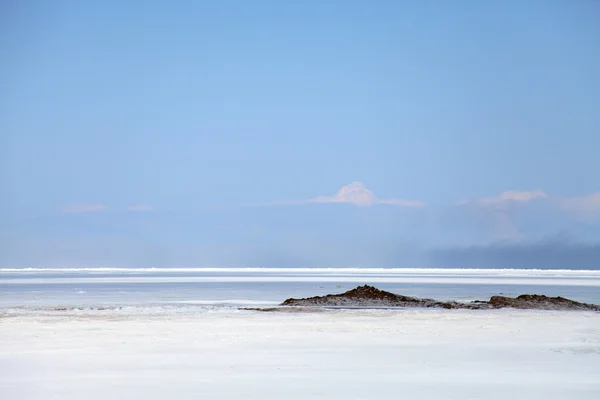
[1, 0, 599, 268]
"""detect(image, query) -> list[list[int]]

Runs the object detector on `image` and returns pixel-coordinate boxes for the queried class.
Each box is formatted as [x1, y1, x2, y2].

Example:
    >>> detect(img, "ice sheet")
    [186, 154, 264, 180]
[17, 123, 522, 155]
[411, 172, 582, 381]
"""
[3, 270, 600, 309]
[1, 309, 599, 400]
[2, 268, 599, 399]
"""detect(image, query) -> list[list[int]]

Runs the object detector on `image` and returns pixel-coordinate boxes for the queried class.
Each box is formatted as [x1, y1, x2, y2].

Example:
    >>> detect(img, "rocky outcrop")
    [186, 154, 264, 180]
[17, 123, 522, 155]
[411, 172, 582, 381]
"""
[278, 285, 600, 311]
[487, 294, 600, 311]
[281, 285, 448, 308]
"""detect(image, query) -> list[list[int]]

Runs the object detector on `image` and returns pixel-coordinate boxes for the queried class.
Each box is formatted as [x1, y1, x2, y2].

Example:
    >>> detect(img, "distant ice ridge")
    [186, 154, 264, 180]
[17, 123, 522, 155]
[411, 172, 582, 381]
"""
[3, 267, 600, 287]
[2, 267, 600, 276]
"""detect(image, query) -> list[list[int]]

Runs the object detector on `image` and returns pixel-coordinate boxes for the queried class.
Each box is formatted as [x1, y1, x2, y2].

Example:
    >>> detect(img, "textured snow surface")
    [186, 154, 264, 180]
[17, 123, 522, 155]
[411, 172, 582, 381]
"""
[1, 309, 599, 400]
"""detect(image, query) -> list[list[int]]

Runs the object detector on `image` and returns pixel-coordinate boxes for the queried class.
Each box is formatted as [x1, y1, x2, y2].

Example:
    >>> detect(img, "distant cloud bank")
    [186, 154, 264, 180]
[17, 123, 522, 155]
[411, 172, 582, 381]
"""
[429, 239, 600, 270]
[264, 184, 598, 212]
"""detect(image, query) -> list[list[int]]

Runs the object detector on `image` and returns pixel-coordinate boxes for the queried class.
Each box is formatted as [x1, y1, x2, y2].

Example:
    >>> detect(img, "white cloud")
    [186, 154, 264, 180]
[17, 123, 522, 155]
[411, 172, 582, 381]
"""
[126, 204, 154, 212]
[460, 190, 548, 208]
[61, 204, 109, 214]
[309, 182, 377, 206]
[272, 182, 425, 208]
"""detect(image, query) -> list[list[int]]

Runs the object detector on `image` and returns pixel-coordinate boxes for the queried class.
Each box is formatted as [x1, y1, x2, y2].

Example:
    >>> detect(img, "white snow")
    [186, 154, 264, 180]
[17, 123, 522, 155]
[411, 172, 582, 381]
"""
[1, 309, 599, 400]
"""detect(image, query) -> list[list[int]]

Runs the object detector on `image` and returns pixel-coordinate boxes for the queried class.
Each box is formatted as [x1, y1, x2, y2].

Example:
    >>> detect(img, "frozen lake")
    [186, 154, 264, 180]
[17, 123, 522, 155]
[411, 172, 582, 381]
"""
[1, 268, 599, 399]
[2, 267, 600, 310]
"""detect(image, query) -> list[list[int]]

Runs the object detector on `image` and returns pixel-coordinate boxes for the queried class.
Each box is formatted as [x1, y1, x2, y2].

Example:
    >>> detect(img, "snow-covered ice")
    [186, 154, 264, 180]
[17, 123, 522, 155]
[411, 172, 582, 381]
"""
[1, 268, 599, 399]
[1, 308, 599, 400]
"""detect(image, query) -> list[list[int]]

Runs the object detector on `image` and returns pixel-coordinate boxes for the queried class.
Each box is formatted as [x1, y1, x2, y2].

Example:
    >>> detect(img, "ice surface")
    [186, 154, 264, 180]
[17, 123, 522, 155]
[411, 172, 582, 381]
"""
[3, 268, 600, 309]
[1, 309, 599, 400]
[5, 275, 600, 286]
[2, 268, 599, 399]
[3, 268, 600, 293]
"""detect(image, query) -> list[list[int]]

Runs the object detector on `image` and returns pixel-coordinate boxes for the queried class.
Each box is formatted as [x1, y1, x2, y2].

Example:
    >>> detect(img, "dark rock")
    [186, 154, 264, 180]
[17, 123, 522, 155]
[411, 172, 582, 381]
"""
[282, 285, 443, 308]
[488, 294, 600, 311]
[278, 285, 600, 311]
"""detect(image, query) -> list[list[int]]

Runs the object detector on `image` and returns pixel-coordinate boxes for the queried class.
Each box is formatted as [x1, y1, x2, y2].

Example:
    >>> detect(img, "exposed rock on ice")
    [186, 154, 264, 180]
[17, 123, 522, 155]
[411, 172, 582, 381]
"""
[278, 285, 600, 311]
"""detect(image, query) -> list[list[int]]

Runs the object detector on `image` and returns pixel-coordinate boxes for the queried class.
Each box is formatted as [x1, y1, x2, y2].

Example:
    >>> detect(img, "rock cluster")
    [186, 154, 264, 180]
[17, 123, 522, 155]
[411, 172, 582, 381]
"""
[279, 285, 600, 311]
[487, 294, 600, 311]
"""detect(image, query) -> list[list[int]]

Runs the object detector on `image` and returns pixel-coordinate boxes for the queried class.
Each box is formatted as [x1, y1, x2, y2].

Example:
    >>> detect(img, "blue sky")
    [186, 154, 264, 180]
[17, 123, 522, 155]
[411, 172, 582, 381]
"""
[1, 0, 599, 268]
